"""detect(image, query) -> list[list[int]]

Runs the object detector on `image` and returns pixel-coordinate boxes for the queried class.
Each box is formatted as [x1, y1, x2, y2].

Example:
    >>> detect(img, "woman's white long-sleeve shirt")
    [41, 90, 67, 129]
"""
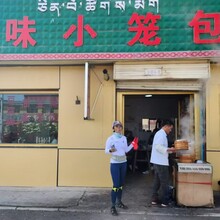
[105, 133, 133, 164]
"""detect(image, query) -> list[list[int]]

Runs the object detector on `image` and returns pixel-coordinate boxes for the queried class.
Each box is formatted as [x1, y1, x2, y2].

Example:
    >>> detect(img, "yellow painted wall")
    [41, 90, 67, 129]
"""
[0, 66, 60, 89]
[206, 63, 220, 190]
[0, 148, 57, 186]
[1, 63, 219, 190]
[0, 65, 115, 187]
[58, 65, 115, 186]
[207, 152, 220, 191]
[58, 149, 112, 187]
[0, 66, 59, 186]
[58, 65, 115, 149]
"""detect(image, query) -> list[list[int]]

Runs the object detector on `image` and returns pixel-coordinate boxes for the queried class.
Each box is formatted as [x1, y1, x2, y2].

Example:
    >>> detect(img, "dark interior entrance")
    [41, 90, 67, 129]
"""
[124, 94, 192, 174]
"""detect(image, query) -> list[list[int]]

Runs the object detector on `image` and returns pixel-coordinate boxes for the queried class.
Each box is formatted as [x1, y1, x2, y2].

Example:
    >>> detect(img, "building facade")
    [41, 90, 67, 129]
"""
[0, 0, 220, 190]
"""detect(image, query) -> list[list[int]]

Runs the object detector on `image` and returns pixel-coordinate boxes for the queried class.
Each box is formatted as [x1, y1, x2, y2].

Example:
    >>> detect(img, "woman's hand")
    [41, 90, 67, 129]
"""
[132, 137, 139, 150]
[109, 145, 117, 153]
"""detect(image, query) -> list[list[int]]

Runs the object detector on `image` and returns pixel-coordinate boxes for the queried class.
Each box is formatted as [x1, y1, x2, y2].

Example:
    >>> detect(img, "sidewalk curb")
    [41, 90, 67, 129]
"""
[0, 205, 220, 218]
[0, 206, 58, 212]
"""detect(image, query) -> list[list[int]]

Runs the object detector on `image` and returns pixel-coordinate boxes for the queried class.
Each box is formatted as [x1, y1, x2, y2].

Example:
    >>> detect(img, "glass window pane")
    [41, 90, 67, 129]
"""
[0, 94, 58, 144]
[142, 118, 149, 131]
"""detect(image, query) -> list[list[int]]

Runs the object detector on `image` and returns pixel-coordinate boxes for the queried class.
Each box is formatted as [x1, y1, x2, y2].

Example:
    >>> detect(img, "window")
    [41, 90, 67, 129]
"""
[142, 118, 157, 131]
[0, 94, 58, 144]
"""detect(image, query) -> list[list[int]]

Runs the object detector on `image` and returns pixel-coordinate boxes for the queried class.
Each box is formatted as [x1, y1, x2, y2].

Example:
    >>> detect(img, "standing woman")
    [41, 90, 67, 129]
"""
[105, 121, 138, 216]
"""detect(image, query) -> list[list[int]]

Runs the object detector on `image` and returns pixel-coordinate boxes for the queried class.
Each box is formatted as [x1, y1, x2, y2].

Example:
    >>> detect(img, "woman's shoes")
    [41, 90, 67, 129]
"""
[111, 206, 118, 216]
[111, 202, 128, 216]
[117, 202, 128, 209]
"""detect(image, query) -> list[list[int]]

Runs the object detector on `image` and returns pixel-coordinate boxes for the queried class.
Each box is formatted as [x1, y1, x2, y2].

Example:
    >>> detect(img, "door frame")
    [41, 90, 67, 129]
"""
[116, 90, 204, 160]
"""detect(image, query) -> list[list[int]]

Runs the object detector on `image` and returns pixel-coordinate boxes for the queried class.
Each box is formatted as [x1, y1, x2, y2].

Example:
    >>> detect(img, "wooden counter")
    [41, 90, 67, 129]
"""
[174, 162, 214, 207]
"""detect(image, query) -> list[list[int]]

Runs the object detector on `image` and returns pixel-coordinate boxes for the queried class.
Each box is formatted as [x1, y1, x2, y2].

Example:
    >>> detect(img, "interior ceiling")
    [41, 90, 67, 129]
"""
[124, 94, 190, 120]
[125, 94, 186, 99]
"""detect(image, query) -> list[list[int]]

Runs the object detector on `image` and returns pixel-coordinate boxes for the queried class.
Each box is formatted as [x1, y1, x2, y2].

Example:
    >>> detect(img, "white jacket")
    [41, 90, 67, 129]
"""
[105, 133, 133, 163]
[150, 129, 169, 166]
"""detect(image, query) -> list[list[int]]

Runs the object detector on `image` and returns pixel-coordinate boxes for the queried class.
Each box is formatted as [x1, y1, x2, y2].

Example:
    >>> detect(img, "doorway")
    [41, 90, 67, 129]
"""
[116, 91, 203, 176]
[124, 94, 194, 139]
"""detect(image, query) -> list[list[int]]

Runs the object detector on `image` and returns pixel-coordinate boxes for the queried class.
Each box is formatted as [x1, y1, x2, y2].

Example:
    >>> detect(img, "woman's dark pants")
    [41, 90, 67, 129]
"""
[110, 162, 127, 206]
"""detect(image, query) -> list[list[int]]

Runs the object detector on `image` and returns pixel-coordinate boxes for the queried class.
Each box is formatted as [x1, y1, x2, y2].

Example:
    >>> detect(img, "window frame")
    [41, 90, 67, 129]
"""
[0, 91, 59, 147]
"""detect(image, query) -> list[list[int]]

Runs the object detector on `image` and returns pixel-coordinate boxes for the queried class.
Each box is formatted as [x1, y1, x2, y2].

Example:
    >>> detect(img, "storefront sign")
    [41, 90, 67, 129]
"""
[145, 68, 162, 76]
[178, 163, 212, 174]
[1, 0, 220, 60]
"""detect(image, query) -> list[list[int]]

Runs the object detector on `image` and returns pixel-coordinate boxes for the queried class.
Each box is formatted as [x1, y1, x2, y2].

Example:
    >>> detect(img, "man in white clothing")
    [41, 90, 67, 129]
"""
[150, 119, 176, 207]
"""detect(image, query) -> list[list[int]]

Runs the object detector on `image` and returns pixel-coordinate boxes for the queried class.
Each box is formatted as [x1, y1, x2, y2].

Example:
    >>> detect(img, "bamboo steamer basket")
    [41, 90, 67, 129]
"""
[174, 139, 189, 150]
[179, 154, 195, 163]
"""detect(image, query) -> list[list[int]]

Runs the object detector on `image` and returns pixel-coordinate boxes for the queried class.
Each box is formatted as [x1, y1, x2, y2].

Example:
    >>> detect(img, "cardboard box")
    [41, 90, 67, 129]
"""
[175, 163, 214, 207]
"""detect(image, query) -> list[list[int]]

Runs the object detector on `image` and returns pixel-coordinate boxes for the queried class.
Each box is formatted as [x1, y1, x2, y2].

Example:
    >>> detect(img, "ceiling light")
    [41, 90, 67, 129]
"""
[145, 94, 152, 98]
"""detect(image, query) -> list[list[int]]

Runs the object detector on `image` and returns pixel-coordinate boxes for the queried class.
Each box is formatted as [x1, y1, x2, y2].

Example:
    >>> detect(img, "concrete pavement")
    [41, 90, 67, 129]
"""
[0, 173, 220, 218]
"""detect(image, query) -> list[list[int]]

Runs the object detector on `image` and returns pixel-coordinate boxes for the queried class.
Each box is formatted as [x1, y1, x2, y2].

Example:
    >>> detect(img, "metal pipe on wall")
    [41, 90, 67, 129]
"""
[84, 62, 89, 119]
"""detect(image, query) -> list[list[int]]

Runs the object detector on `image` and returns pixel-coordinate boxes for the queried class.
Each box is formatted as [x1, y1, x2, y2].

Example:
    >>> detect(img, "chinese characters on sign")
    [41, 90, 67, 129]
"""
[63, 15, 97, 47]
[37, 0, 160, 16]
[189, 10, 220, 44]
[128, 12, 161, 46]
[6, 16, 36, 48]
[4, 7, 220, 49]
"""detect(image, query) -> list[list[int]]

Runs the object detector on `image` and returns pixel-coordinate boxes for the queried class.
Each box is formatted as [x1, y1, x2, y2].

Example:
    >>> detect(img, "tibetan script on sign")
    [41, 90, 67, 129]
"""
[37, 0, 160, 16]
